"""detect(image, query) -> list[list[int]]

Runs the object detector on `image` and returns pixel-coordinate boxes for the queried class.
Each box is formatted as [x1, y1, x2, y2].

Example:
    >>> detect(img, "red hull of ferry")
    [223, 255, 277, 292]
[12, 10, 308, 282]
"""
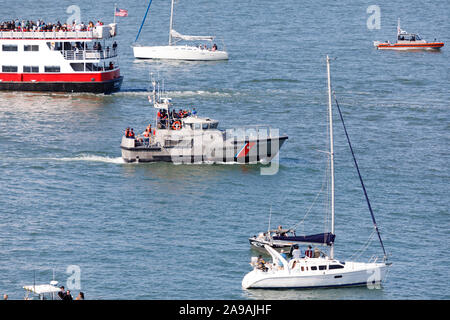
[0, 69, 122, 94]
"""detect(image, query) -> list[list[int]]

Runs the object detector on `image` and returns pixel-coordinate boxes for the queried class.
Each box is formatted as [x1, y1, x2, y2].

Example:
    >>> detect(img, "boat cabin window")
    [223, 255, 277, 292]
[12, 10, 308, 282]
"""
[23, 66, 39, 73]
[187, 122, 219, 130]
[329, 264, 344, 270]
[398, 34, 420, 41]
[47, 42, 63, 51]
[24, 45, 39, 52]
[2, 65, 18, 72]
[310, 266, 317, 271]
[70, 63, 85, 71]
[165, 139, 180, 147]
[2, 44, 18, 51]
[44, 66, 61, 73]
[318, 265, 327, 270]
[84, 63, 104, 71]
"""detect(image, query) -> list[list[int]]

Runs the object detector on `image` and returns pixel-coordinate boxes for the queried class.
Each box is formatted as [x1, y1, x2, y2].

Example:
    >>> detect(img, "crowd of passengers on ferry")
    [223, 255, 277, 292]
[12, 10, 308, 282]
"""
[0, 19, 106, 32]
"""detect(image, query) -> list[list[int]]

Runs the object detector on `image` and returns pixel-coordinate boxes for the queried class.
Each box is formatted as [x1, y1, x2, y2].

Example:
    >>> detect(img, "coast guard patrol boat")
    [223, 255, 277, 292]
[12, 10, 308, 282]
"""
[374, 19, 444, 51]
[120, 80, 288, 164]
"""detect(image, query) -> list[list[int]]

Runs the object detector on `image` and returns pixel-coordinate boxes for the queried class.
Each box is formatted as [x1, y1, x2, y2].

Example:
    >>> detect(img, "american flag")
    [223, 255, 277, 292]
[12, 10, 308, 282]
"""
[115, 8, 128, 17]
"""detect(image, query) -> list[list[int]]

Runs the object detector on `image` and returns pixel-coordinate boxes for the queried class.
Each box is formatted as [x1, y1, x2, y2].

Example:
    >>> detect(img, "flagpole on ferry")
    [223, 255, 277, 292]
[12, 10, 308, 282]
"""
[114, 3, 117, 24]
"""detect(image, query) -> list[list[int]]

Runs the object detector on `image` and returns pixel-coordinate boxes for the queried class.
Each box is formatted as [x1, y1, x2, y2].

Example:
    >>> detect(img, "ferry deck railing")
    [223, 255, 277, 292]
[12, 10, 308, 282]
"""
[61, 48, 118, 60]
[0, 30, 98, 39]
[0, 25, 116, 39]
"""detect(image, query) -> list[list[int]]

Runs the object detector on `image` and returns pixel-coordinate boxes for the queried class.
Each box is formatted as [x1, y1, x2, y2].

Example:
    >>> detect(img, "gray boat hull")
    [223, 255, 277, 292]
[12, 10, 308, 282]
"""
[120, 135, 288, 164]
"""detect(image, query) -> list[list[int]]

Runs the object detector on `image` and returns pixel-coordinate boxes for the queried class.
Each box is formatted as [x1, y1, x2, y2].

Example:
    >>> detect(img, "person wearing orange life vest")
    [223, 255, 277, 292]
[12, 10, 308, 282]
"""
[143, 124, 151, 137]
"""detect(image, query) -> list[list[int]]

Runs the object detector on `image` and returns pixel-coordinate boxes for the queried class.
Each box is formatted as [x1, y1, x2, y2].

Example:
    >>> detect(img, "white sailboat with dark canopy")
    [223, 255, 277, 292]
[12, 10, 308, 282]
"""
[242, 56, 391, 290]
[249, 227, 335, 254]
[133, 0, 228, 61]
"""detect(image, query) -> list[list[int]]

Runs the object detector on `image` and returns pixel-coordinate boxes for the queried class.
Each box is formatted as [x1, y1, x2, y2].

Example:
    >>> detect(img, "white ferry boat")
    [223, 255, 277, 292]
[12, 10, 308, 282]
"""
[0, 21, 123, 93]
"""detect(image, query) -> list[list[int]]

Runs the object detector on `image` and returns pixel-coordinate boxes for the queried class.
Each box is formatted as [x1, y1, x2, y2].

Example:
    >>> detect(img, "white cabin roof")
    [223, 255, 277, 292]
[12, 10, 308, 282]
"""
[23, 284, 61, 294]
[183, 116, 218, 124]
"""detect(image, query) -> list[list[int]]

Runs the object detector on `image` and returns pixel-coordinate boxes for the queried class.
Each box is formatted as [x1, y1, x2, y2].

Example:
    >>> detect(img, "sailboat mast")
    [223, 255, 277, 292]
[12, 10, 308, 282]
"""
[326, 55, 335, 259]
[168, 0, 175, 46]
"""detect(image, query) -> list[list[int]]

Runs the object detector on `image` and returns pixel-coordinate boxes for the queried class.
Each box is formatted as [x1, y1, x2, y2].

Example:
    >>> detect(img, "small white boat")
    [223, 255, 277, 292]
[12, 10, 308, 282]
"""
[23, 280, 61, 300]
[242, 56, 391, 290]
[133, 0, 228, 61]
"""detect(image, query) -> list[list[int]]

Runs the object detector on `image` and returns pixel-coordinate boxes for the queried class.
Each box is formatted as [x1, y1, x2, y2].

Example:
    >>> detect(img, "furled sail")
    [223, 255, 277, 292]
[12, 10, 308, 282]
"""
[272, 232, 336, 246]
[170, 29, 214, 41]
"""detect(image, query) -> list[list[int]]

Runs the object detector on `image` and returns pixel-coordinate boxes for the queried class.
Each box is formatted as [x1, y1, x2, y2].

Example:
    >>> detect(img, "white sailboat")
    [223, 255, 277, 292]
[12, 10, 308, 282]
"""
[133, 0, 229, 61]
[242, 56, 391, 290]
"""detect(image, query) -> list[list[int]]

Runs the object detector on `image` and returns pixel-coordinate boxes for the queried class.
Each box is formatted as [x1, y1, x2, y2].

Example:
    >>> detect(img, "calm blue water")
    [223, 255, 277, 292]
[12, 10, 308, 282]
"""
[0, 0, 449, 300]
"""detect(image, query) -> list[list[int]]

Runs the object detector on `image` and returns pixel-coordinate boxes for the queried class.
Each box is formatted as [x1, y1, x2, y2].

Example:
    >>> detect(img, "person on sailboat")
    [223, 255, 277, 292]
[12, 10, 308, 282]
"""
[305, 245, 313, 258]
[256, 255, 267, 272]
[280, 250, 288, 264]
[292, 245, 301, 259]
[313, 247, 321, 258]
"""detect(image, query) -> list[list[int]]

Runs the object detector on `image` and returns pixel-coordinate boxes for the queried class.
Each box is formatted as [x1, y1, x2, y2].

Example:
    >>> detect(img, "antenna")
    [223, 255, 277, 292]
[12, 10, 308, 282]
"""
[267, 205, 272, 233]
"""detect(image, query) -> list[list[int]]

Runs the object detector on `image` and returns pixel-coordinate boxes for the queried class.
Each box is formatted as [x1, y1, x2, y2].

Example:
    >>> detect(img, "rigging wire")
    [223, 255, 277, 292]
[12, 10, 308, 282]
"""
[332, 91, 388, 260]
[289, 155, 329, 232]
[348, 229, 376, 261]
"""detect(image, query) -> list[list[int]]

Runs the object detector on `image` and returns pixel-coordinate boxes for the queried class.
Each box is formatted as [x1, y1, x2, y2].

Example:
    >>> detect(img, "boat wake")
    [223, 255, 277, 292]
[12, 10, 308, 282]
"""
[44, 155, 125, 164]
[114, 89, 234, 98]
[170, 90, 234, 98]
